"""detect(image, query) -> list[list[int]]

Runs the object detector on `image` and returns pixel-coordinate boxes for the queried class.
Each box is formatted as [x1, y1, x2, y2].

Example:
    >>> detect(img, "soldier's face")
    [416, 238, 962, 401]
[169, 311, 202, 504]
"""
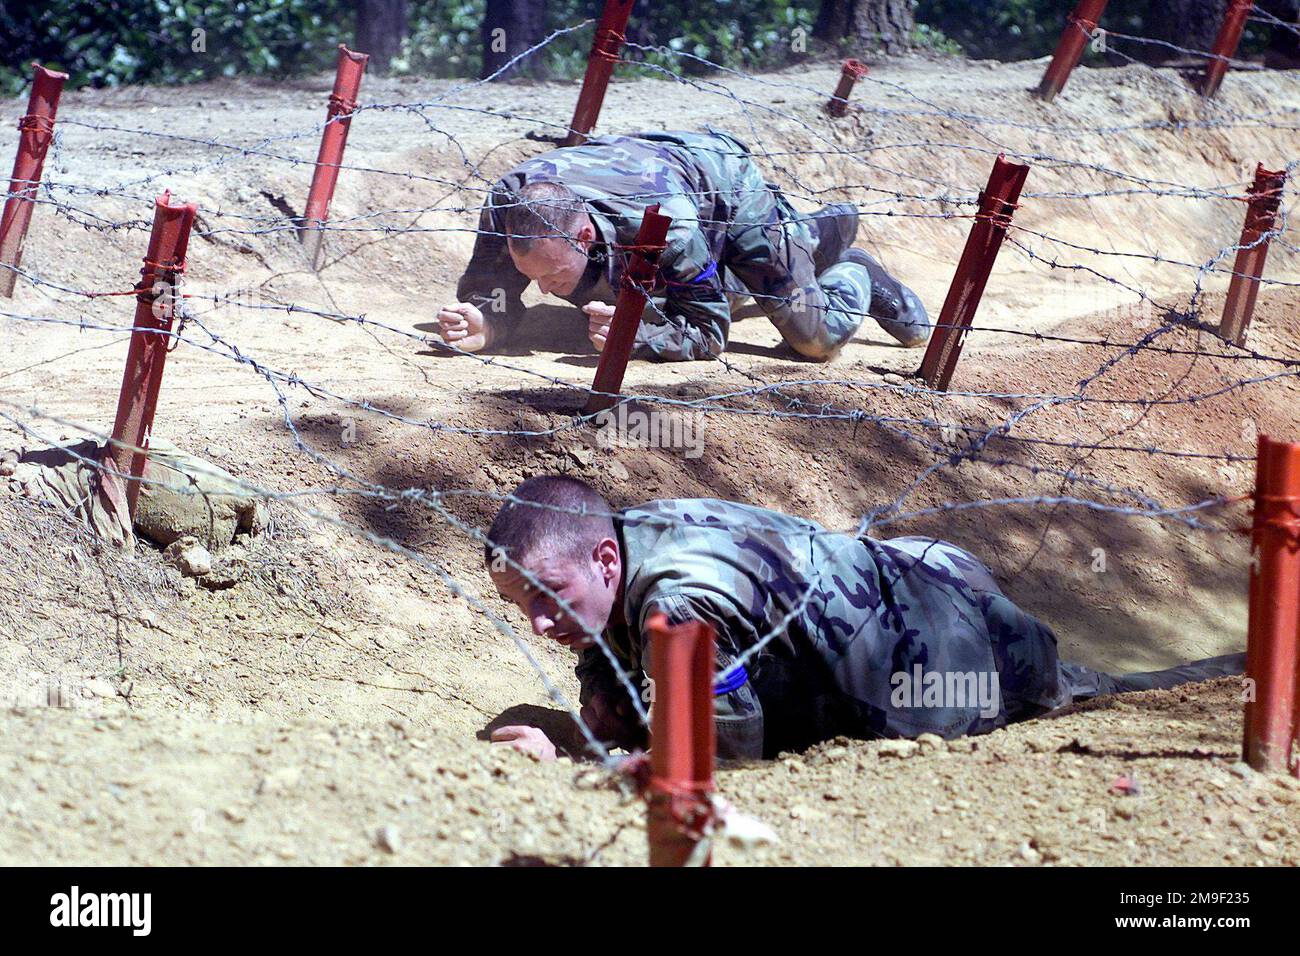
[489, 538, 621, 651]
[508, 224, 595, 297]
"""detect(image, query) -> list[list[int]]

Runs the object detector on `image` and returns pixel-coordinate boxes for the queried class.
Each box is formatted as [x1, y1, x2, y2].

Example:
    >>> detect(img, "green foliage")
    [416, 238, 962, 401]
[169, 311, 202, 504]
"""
[2, 0, 350, 94]
[612, 0, 819, 76]
[1, 0, 1289, 94]
[2, 0, 821, 91]
[910, 23, 963, 56]
[399, 1, 819, 80]
[914, 0, 1279, 61]
[915, 0, 1148, 60]
[401, 1, 484, 78]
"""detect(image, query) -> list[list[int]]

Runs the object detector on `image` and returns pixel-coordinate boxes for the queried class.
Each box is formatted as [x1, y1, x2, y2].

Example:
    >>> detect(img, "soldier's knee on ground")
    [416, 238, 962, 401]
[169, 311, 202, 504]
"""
[784, 331, 846, 361]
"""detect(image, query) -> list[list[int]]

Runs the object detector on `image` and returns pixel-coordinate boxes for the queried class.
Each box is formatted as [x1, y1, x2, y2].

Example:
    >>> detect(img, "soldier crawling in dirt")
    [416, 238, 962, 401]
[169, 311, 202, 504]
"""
[436, 127, 931, 361]
[483, 475, 1245, 761]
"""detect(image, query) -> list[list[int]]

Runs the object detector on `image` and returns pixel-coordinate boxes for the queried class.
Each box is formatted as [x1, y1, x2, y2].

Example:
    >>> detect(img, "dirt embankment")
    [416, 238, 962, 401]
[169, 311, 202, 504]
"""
[1, 53, 1298, 864]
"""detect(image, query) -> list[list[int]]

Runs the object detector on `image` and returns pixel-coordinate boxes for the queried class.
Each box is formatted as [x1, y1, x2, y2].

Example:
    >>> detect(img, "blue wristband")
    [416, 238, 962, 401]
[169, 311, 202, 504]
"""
[713, 663, 748, 696]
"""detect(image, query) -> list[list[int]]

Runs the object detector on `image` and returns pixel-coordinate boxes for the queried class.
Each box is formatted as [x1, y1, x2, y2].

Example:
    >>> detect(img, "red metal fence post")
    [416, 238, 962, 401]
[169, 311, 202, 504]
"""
[1219, 164, 1287, 346]
[1202, 0, 1255, 97]
[917, 155, 1030, 391]
[1243, 434, 1300, 775]
[645, 613, 716, 867]
[97, 191, 198, 524]
[826, 59, 869, 117]
[583, 204, 672, 414]
[1035, 0, 1110, 102]
[562, 0, 634, 147]
[0, 63, 69, 298]
[300, 45, 369, 269]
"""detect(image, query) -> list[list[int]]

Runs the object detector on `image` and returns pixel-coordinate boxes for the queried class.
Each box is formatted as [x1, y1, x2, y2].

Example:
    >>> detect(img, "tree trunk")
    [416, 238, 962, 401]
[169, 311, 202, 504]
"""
[814, 0, 853, 40]
[482, 0, 549, 80]
[1146, 0, 1230, 59]
[815, 0, 914, 54]
[355, 0, 409, 73]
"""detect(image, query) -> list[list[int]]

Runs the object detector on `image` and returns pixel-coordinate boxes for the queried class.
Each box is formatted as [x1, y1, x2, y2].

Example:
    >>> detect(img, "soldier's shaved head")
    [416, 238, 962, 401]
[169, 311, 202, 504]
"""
[504, 182, 597, 297]
[485, 476, 624, 650]
[505, 181, 588, 254]
[485, 475, 616, 569]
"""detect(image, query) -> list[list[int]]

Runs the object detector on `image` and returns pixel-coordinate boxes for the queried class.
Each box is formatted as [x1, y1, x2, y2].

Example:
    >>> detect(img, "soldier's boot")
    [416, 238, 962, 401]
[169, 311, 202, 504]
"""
[1058, 652, 1246, 701]
[809, 203, 860, 276]
[839, 248, 931, 348]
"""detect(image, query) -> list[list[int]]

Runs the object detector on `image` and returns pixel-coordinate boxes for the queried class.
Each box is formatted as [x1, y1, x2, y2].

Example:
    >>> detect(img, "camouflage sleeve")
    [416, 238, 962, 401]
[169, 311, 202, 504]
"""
[455, 186, 531, 345]
[631, 216, 731, 362]
[642, 590, 765, 761]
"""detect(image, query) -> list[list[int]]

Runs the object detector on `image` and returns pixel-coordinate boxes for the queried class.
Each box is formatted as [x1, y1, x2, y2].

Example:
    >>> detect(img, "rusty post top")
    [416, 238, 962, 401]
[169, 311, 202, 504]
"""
[989, 154, 1032, 190]
[992, 152, 1031, 171]
[1250, 164, 1288, 190]
[842, 59, 870, 78]
[145, 191, 199, 276]
[980, 155, 1031, 211]
[31, 62, 70, 82]
[1257, 434, 1300, 472]
[154, 190, 198, 215]
[337, 45, 371, 66]
[624, 203, 671, 262]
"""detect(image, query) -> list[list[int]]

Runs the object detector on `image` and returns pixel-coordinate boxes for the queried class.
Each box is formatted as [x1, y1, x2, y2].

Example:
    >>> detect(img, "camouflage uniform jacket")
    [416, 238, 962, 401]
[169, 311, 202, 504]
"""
[456, 128, 766, 361]
[575, 499, 1074, 760]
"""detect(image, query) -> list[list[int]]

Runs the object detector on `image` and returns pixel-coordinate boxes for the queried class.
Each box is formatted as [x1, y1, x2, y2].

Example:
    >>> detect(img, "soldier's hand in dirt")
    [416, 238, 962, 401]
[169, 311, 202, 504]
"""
[490, 725, 558, 761]
[583, 301, 616, 352]
[436, 302, 490, 352]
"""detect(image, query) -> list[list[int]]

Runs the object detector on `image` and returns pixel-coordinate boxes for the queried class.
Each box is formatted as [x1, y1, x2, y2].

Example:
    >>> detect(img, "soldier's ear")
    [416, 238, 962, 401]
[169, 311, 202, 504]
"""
[594, 536, 620, 585]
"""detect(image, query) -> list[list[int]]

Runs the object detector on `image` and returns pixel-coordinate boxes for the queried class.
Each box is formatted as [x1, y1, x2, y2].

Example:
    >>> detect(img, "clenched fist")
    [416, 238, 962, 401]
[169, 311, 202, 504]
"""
[583, 301, 616, 353]
[436, 301, 491, 352]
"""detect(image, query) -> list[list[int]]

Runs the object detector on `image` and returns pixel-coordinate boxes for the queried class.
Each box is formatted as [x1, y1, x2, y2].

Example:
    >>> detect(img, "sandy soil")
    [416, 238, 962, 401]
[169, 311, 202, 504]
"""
[1, 52, 1298, 865]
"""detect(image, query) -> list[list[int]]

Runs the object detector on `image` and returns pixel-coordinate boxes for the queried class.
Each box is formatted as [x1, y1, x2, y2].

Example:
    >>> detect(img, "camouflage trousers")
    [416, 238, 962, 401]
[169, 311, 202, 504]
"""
[721, 142, 872, 359]
[1059, 653, 1246, 698]
[643, 182, 872, 358]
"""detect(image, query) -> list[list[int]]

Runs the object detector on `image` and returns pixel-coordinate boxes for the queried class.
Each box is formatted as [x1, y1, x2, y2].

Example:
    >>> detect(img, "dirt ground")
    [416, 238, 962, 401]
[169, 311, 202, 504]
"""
[1, 51, 1298, 866]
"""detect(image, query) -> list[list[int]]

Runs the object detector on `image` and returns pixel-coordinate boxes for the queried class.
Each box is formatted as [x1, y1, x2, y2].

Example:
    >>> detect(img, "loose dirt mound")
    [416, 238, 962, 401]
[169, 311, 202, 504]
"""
[4, 678, 1298, 865]
[1, 53, 1297, 865]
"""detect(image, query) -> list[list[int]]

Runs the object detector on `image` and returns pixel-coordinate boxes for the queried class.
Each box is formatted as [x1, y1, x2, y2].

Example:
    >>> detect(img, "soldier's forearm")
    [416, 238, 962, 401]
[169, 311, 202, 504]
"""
[480, 312, 499, 349]
[633, 315, 724, 362]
